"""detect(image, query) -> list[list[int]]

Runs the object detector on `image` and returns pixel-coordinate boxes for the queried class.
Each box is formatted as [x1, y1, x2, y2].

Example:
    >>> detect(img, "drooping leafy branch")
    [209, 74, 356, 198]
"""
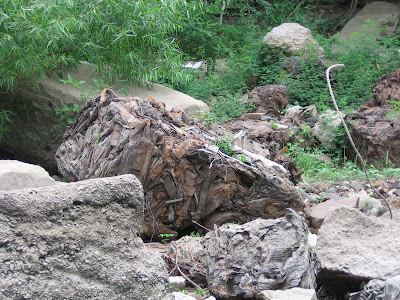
[0, 0, 194, 91]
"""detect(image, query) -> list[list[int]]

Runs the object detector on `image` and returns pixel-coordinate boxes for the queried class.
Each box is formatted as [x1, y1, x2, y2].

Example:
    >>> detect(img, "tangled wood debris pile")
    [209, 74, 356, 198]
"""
[56, 89, 303, 238]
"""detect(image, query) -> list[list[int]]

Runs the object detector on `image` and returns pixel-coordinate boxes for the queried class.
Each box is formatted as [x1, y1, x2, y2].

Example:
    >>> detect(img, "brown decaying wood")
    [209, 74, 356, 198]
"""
[56, 90, 303, 239]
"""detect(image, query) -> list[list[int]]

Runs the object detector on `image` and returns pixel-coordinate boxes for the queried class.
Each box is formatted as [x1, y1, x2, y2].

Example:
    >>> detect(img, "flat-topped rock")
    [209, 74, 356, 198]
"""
[0, 174, 171, 299]
[0, 160, 55, 191]
[317, 207, 400, 294]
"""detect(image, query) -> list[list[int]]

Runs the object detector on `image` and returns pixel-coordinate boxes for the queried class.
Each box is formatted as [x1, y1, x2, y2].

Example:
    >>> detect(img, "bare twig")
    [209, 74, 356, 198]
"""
[326, 64, 392, 219]
[219, 0, 226, 25]
[175, 247, 202, 290]
[192, 220, 211, 232]
[285, 0, 306, 22]
[349, 0, 358, 15]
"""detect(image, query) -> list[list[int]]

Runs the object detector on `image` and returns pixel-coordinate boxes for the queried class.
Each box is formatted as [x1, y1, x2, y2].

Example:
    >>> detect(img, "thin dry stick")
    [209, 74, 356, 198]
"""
[349, 0, 358, 15]
[175, 247, 202, 290]
[326, 64, 392, 220]
[192, 220, 211, 232]
[285, 0, 306, 22]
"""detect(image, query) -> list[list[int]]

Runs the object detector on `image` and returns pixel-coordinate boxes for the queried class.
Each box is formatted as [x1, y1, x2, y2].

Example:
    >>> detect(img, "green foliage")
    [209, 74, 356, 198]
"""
[256, 22, 400, 112]
[189, 231, 203, 238]
[331, 125, 349, 159]
[215, 135, 248, 162]
[270, 120, 278, 130]
[10, 98, 40, 122]
[388, 99, 400, 118]
[0, 0, 192, 91]
[59, 73, 111, 99]
[195, 287, 210, 297]
[286, 142, 326, 172]
[0, 109, 13, 142]
[286, 141, 400, 182]
[210, 96, 249, 122]
[178, 0, 266, 61]
[173, 0, 352, 120]
[59, 73, 87, 97]
[56, 103, 80, 127]
[216, 135, 234, 156]
[331, 24, 400, 108]
[158, 233, 175, 244]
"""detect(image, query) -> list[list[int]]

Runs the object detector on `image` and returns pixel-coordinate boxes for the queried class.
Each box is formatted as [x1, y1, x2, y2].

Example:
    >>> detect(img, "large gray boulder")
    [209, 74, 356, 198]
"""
[317, 207, 400, 294]
[0, 160, 55, 191]
[0, 174, 172, 299]
[263, 23, 324, 57]
[0, 62, 208, 173]
[205, 209, 318, 299]
[335, 2, 400, 43]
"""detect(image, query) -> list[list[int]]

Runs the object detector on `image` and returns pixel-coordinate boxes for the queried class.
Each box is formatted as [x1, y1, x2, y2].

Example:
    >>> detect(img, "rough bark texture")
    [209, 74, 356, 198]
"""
[206, 209, 317, 299]
[349, 276, 400, 300]
[371, 71, 400, 107]
[346, 71, 400, 168]
[167, 210, 318, 299]
[168, 236, 208, 286]
[222, 120, 304, 184]
[56, 91, 303, 238]
[251, 84, 290, 116]
[347, 106, 400, 168]
[0, 174, 172, 300]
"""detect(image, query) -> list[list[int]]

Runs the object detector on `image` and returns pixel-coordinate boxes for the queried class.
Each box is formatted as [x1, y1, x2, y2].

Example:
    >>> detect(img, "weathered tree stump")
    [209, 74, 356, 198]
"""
[56, 89, 303, 238]
[347, 71, 400, 168]
[370, 71, 400, 107]
[251, 84, 289, 116]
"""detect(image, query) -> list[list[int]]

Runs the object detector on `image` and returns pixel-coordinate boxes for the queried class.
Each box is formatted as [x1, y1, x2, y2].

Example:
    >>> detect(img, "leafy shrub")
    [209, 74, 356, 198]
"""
[0, 0, 193, 91]
[0, 110, 13, 142]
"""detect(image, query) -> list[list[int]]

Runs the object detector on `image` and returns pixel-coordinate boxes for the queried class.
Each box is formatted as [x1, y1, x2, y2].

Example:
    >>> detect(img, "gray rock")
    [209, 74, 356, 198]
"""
[305, 195, 358, 229]
[385, 275, 400, 300]
[168, 236, 208, 286]
[349, 181, 366, 192]
[324, 192, 342, 200]
[257, 288, 317, 300]
[349, 275, 400, 300]
[206, 209, 318, 299]
[0, 174, 171, 299]
[308, 233, 318, 248]
[284, 105, 318, 122]
[335, 2, 400, 44]
[0, 62, 208, 173]
[357, 190, 381, 209]
[171, 292, 198, 300]
[392, 180, 400, 190]
[349, 279, 386, 300]
[325, 187, 337, 193]
[313, 109, 344, 148]
[0, 160, 55, 191]
[169, 276, 187, 290]
[355, 190, 388, 216]
[285, 105, 304, 119]
[263, 23, 324, 56]
[317, 207, 400, 294]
